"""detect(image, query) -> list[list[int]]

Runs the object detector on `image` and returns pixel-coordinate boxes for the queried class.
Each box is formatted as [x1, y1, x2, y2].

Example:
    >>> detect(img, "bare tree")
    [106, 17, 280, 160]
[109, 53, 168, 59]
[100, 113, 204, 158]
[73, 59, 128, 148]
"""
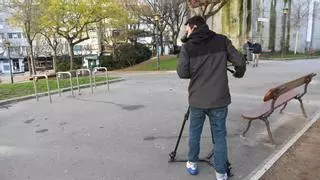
[291, 0, 313, 54]
[166, 0, 188, 50]
[124, 0, 170, 55]
[188, 0, 231, 21]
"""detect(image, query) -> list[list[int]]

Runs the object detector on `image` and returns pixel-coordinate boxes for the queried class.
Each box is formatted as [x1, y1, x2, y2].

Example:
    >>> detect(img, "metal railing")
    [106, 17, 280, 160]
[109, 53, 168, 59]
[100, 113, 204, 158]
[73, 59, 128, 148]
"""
[32, 75, 52, 103]
[76, 69, 93, 95]
[92, 67, 109, 92]
[56, 72, 74, 97]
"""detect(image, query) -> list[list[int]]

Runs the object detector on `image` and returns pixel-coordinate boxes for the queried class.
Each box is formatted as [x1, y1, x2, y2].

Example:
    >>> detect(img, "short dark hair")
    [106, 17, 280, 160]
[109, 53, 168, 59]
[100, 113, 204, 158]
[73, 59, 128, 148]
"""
[185, 16, 206, 28]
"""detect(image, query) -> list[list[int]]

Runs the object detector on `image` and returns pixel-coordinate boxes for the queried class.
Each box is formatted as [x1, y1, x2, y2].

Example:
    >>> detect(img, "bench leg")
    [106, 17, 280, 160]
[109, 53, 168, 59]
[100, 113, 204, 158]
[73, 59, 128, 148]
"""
[280, 103, 288, 114]
[261, 118, 275, 144]
[242, 120, 253, 137]
[297, 98, 307, 118]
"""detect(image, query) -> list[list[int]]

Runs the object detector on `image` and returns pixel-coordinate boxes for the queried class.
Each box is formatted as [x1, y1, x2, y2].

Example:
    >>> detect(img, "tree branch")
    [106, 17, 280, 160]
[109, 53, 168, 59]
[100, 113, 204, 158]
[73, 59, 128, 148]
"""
[204, 0, 230, 20]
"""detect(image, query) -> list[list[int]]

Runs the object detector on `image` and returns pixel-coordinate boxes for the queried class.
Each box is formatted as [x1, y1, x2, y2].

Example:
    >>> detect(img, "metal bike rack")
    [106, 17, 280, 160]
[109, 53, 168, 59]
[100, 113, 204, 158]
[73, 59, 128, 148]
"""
[92, 67, 109, 92]
[56, 72, 74, 97]
[32, 74, 52, 103]
[76, 69, 93, 94]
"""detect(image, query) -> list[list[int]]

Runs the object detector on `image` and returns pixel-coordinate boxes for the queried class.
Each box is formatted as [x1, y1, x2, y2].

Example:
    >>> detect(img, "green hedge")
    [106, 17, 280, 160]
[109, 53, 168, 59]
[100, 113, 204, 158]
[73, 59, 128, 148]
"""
[100, 43, 152, 70]
[55, 43, 152, 71]
[56, 55, 84, 72]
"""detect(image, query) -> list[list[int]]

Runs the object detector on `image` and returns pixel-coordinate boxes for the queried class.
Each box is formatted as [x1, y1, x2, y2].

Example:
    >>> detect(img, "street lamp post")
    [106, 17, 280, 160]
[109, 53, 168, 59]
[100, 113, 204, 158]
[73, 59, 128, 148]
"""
[5, 40, 13, 84]
[281, 8, 289, 57]
[154, 14, 160, 70]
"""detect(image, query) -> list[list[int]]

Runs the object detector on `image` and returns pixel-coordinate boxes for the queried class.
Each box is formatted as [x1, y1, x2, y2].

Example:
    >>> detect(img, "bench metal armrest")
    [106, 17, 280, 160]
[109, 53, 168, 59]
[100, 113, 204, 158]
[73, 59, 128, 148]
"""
[298, 73, 317, 99]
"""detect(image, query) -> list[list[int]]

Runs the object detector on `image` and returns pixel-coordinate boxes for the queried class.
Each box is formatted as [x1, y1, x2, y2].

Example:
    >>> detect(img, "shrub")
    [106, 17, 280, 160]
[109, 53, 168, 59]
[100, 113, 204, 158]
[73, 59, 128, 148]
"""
[99, 55, 119, 71]
[135, 43, 153, 63]
[55, 43, 152, 71]
[113, 43, 152, 68]
[56, 55, 83, 72]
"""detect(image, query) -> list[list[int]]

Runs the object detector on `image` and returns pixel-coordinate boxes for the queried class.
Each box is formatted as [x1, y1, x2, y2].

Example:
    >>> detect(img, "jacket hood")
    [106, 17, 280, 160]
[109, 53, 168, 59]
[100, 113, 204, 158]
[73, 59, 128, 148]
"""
[188, 24, 215, 44]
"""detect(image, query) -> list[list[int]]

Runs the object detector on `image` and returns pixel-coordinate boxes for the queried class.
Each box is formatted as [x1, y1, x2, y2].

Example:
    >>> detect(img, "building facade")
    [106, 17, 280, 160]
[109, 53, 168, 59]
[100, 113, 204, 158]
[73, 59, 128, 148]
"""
[180, 0, 320, 53]
[0, 12, 28, 74]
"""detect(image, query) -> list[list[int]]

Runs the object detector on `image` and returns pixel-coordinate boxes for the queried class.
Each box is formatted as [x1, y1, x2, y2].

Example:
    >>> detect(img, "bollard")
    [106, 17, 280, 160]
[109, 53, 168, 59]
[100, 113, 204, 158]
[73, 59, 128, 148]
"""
[76, 69, 93, 94]
[92, 67, 109, 92]
[56, 72, 74, 97]
[32, 74, 52, 103]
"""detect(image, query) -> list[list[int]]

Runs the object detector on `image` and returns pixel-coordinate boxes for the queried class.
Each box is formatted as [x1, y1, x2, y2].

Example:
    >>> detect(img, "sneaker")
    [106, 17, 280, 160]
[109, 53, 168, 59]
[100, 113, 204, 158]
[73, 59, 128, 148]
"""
[216, 172, 227, 180]
[186, 161, 198, 175]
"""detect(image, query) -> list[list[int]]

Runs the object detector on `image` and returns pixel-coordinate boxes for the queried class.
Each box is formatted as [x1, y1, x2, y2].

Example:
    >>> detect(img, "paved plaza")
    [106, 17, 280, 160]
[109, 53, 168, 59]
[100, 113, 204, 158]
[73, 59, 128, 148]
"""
[1, 60, 320, 180]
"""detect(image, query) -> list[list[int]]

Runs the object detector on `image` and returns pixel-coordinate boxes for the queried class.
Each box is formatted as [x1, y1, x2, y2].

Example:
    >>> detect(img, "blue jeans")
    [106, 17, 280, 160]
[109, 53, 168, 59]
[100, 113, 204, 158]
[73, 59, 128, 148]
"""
[188, 106, 228, 174]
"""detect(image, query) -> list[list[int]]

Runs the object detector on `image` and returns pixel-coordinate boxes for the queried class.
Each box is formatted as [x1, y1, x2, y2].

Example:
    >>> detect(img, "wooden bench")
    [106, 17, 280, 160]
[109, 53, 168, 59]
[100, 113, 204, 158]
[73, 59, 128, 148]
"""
[29, 73, 56, 81]
[241, 73, 317, 144]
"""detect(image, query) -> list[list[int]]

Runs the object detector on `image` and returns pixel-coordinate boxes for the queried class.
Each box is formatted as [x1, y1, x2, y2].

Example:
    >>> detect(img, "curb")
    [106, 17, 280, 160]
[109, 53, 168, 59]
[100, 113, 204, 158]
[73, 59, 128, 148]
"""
[245, 109, 320, 180]
[260, 56, 320, 61]
[0, 78, 125, 106]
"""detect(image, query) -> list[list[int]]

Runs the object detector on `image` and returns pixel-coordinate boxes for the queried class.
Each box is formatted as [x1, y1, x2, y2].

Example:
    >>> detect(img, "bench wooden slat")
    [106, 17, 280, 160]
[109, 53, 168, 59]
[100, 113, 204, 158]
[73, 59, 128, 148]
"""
[29, 74, 56, 80]
[242, 90, 298, 120]
[263, 73, 314, 102]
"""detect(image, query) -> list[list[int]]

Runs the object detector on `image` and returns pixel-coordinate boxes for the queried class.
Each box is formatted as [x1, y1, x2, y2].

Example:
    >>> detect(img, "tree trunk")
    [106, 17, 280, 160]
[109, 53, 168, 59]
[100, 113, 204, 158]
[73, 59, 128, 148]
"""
[28, 40, 36, 75]
[222, 2, 231, 36]
[285, 0, 292, 53]
[97, 21, 104, 56]
[172, 32, 178, 46]
[247, 0, 252, 37]
[171, 32, 179, 54]
[68, 40, 74, 70]
[52, 50, 57, 72]
[242, 0, 247, 42]
[268, 0, 277, 52]
[280, 14, 287, 54]
[294, 31, 299, 54]
[30, 55, 36, 75]
[159, 32, 164, 56]
[28, 57, 32, 76]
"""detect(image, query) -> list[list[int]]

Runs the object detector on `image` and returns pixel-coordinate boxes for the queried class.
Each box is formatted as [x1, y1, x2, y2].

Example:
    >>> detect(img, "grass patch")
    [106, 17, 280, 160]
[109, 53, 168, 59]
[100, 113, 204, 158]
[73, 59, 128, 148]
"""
[0, 76, 117, 100]
[261, 52, 320, 59]
[128, 56, 178, 71]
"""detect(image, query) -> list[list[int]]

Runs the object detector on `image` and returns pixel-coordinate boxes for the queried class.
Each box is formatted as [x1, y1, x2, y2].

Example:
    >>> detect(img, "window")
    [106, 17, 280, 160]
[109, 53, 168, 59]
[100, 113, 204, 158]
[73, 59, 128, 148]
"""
[9, 46, 20, 53]
[22, 46, 27, 52]
[13, 47, 20, 53]
[3, 65, 9, 71]
[8, 33, 21, 39]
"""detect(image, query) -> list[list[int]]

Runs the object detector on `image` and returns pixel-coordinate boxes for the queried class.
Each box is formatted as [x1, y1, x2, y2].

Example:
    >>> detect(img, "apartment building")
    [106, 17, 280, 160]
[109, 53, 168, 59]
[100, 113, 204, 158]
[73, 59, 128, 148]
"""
[0, 12, 28, 74]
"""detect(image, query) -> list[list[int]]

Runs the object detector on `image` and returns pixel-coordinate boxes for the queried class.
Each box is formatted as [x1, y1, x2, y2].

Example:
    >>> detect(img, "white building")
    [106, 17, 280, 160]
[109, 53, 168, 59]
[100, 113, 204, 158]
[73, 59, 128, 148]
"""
[253, 0, 320, 53]
[0, 12, 28, 74]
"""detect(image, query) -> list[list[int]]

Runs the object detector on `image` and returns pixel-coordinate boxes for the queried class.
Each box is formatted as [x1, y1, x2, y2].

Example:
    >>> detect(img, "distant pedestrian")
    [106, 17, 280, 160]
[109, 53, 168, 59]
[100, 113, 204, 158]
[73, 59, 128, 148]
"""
[252, 42, 262, 67]
[242, 39, 253, 64]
